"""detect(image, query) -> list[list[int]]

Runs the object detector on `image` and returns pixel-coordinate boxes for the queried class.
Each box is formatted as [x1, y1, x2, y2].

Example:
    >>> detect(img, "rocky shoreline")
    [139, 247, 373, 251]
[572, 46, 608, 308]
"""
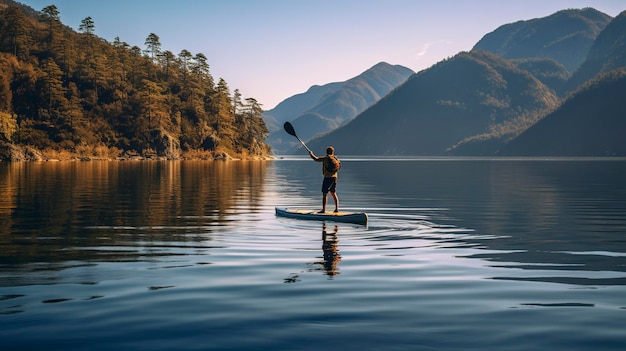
[0, 142, 272, 162]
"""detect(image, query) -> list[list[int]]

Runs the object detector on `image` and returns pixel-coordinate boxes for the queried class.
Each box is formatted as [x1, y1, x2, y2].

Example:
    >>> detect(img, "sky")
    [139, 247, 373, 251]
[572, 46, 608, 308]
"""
[16, 0, 626, 110]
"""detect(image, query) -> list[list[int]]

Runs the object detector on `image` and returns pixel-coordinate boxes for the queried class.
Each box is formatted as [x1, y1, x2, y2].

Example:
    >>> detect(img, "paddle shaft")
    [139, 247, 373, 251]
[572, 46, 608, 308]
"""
[295, 136, 312, 153]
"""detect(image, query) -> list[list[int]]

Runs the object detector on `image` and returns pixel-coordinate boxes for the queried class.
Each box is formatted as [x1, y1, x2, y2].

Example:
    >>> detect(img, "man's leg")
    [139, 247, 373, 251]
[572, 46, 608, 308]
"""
[321, 192, 328, 213]
[330, 191, 339, 212]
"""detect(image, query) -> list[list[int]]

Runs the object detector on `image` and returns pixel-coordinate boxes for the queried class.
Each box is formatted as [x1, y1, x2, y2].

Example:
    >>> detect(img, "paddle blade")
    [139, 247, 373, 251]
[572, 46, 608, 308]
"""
[283, 122, 297, 137]
[284, 121, 311, 153]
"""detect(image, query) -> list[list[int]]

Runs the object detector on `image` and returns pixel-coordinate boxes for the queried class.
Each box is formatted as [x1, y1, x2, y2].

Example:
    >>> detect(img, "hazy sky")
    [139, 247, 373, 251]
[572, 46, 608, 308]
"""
[17, 0, 625, 109]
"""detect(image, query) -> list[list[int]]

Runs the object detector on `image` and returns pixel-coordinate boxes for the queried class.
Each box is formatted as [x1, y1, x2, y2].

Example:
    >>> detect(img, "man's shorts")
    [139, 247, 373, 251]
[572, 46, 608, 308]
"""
[321, 177, 337, 193]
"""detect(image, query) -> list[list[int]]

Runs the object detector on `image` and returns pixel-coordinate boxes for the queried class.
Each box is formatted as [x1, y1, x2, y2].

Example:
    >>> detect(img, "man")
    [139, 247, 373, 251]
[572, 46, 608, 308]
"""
[309, 146, 340, 213]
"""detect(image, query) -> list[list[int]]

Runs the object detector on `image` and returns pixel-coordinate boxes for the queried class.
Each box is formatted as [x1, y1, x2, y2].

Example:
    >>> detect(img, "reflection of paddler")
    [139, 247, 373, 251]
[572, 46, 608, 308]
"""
[321, 223, 341, 277]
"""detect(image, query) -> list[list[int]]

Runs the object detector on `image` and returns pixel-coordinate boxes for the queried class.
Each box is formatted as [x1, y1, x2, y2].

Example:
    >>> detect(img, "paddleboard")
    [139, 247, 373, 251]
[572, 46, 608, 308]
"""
[275, 207, 368, 225]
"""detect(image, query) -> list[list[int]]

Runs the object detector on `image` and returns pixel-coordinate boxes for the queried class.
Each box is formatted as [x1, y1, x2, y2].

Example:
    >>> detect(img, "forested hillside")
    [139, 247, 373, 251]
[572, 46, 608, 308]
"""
[509, 58, 570, 93]
[500, 69, 626, 156]
[455, 10, 626, 155]
[0, 1, 269, 160]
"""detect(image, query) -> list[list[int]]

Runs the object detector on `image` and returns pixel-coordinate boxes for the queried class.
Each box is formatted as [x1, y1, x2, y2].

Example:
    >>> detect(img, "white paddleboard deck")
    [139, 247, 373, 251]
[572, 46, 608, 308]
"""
[275, 207, 368, 225]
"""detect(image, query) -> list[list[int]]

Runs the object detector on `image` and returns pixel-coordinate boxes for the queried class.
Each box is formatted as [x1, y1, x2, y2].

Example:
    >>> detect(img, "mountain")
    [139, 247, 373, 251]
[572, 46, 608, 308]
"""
[565, 10, 626, 92]
[473, 8, 612, 74]
[454, 10, 626, 156]
[306, 51, 559, 156]
[262, 82, 343, 133]
[307, 8, 624, 157]
[500, 68, 626, 156]
[265, 62, 413, 153]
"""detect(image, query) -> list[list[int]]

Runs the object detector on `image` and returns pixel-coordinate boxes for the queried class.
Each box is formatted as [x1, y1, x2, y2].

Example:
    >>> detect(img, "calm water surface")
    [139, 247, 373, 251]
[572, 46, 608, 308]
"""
[1, 157, 626, 350]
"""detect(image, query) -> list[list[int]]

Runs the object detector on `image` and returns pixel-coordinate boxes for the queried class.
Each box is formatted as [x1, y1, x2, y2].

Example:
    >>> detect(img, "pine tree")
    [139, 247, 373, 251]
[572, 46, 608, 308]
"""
[40, 58, 65, 124]
[144, 33, 161, 62]
[79, 16, 98, 101]
[1, 5, 30, 58]
[41, 5, 61, 54]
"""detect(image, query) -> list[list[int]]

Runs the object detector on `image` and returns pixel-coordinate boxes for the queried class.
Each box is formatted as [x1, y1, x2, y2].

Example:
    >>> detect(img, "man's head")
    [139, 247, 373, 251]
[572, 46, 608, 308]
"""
[326, 146, 334, 155]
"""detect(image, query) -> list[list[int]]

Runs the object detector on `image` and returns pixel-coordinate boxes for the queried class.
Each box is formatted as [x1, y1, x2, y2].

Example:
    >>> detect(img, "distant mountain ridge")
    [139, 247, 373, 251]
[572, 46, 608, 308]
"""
[565, 10, 626, 91]
[473, 8, 611, 73]
[306, 7, 626, 156]
[264, 62, 413, 153]
[262, 82, 343, 133]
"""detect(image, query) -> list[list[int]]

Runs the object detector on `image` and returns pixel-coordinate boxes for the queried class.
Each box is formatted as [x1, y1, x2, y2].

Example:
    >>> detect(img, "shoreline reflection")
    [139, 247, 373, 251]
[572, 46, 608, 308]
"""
[0, 160, 268, 266]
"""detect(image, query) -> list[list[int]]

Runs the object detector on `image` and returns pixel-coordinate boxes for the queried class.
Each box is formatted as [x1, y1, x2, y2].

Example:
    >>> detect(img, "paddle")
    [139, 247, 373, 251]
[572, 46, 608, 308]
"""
[284, 122, 312, 153]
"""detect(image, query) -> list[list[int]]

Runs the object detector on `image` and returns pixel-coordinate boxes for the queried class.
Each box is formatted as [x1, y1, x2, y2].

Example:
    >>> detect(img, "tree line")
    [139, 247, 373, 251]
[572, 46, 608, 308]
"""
[0, 2, 270, 159]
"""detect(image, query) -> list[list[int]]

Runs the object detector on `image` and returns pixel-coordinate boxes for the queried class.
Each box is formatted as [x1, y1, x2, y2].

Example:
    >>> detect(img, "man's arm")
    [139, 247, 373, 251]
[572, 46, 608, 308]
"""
[309, 150, 320, 161]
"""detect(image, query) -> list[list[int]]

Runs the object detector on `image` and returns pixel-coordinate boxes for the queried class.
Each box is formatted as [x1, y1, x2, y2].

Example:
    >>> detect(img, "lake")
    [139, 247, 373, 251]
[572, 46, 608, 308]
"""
[1, 157, 626, 350]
